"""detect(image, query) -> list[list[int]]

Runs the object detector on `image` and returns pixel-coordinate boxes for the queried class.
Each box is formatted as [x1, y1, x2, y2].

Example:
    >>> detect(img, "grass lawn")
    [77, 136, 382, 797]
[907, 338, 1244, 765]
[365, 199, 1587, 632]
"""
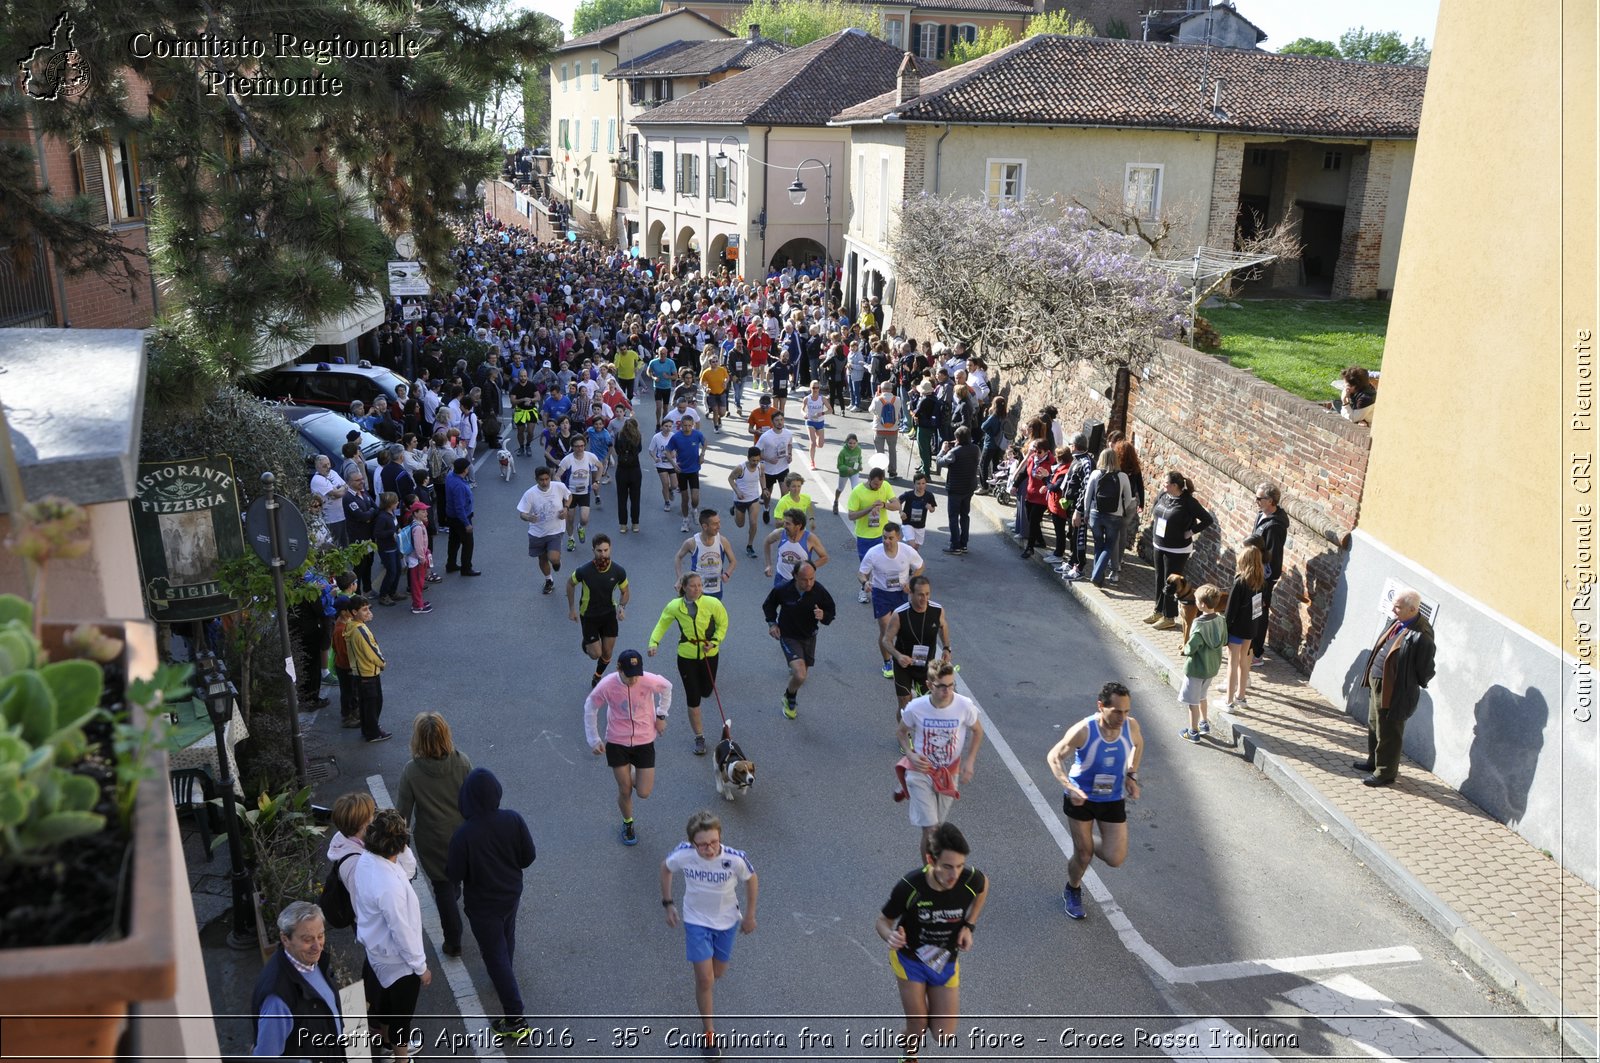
[1200, 298, 1390, 402]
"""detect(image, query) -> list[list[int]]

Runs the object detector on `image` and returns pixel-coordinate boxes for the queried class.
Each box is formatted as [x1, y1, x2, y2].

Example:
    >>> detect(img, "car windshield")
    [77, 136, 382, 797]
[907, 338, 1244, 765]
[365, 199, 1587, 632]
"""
[291, 409, 384, 459]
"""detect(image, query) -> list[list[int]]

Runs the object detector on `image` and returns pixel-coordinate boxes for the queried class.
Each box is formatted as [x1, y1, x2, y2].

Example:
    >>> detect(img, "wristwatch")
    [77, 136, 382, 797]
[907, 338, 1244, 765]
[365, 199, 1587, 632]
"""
[662, 899, 675, 907]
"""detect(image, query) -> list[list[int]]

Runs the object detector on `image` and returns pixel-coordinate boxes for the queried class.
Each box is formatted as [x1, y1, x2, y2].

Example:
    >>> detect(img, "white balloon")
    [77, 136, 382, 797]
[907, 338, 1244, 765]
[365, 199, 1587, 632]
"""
[671, 299, 682, 312]
[563, 284, 572, 294]
[660, 301, 671, 314]
[547, 253, 556, 262]
[566, 295, 574, 305]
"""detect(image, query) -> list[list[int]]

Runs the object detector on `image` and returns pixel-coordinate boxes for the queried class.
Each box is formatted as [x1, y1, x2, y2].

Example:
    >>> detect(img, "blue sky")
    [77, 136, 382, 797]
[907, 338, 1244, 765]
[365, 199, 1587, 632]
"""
[513, 0, 1441, 48]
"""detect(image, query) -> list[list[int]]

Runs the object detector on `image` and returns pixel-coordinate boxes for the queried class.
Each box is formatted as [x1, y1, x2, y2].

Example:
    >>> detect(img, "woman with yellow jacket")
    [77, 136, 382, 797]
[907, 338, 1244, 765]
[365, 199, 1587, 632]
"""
[648, 572, 731, 756]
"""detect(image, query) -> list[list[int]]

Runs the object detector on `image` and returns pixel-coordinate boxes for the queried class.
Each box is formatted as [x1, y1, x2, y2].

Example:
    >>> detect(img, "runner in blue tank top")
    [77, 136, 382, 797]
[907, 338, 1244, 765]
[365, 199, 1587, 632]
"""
[1046, 681, 1144, 921]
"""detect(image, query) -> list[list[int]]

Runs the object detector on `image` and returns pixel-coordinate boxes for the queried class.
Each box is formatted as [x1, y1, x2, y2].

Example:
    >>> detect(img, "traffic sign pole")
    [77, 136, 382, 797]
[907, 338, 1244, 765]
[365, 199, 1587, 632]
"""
[261, 472, 310, 785]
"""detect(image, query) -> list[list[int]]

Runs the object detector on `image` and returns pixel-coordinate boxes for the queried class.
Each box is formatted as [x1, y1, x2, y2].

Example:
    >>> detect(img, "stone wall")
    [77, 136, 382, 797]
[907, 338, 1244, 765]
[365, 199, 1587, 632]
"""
[988, 340, 1372, 672]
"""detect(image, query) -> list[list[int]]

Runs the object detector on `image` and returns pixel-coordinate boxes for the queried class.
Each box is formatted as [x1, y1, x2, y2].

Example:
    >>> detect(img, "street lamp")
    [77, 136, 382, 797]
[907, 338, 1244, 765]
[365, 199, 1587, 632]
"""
[195, 652, 257, 950]
[788, 158, 832, 277]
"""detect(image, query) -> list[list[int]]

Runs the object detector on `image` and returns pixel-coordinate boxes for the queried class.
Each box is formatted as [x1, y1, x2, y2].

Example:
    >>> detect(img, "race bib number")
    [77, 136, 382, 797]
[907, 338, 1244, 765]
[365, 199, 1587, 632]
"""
[1091, 773, 1117, 797]
[911, 644, 930, 664]
[1252, 593, 1264, 620]
[915, 944, 952, 973]
[886, 574, 902, 592]
[571, 472, 590, 493]
[699, 555, 721, 593]
[1153, 516, 1168, 539]
[868, 508, 881, 528]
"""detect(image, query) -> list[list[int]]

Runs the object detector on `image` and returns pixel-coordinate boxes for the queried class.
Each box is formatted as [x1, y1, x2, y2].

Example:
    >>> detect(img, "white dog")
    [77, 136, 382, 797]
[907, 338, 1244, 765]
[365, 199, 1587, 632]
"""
[497, 448, 515, 482]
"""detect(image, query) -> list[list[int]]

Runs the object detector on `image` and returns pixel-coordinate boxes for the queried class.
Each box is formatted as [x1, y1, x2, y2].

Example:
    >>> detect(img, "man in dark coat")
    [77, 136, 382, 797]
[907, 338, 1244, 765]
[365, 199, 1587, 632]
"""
[251, 902, 346, 1061]
[1354, 589, 1436, 787]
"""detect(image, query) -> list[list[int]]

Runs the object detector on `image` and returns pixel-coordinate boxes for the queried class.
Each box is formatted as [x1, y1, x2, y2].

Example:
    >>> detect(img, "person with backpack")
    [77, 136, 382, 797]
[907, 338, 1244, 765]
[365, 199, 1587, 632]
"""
[1074, 449, 1134, 588]
[871, 382, 901, 480]
[401, 501, 433, 614]
[324, 792, 418, 931]
[353, 809, 431, 1061]
[1054, 436, 1096, 581]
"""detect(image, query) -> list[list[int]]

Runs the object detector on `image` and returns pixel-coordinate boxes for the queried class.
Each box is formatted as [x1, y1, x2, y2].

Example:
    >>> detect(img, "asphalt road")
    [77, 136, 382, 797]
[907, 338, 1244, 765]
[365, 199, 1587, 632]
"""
[320, 398, 1564, 1062]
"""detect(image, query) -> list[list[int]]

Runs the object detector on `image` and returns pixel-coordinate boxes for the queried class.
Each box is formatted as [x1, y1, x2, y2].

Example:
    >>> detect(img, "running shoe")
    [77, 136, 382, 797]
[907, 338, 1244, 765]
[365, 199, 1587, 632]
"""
[693, 734, 707, 756]
[681, 518, 691, 533]
[365, 730, 392, 744]
[762, 508, 771, 525]
[411, 603, 433, 614]
[745, 545, 757, 559]
[578, 527, 587, 543]
[858, 587, 870, 604]
[1180, 727, 1201, 743]
[620, 821, 637, 846]
[566, 537, 576, 551]
[1233, 697, 1248, 711]
[881, 662, 894, 679]
[1062, 883, 1086, 920]
[491, 1018, 534, 1045]
[1197, 720, 1212, 736]
[632, 524, 641, 533]
[664, 500, 673, 511]
[781, 695, 797, 720]
[542, 577, 554, 595]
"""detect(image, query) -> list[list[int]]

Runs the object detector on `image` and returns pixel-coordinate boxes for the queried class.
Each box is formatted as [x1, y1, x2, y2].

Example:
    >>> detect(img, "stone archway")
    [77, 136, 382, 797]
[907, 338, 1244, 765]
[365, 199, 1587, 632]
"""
[646, 219, 667, 259]
[769, 237, 824, 275]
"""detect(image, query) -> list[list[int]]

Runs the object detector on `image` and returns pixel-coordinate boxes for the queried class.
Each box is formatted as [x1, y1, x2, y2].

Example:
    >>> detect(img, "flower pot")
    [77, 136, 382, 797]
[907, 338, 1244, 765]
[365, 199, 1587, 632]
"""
[0, 621, 179, 1063]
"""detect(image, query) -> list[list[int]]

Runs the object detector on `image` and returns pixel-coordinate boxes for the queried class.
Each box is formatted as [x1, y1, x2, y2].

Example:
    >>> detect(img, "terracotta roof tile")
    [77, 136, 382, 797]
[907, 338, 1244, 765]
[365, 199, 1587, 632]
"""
[607, 36, 790, 77]
[633, 29, 935, 126]
[909, 0, 1032, 13]
[832, 34, 1426, 138]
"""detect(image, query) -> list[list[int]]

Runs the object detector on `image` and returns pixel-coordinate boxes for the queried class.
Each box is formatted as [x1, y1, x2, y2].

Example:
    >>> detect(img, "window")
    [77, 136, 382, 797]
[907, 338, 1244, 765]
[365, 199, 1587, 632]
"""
[650, 150, 665, 190]
[558, 118, 569, 150]
[629, 80, 645, 105]
[676, 152, 700, 196]
[918, 23, 941, 59]
[855, 152, 865, 232]
[1123, 163, 1163, 219]
[955, 23, 977, 44]
[1249, 148, 1270, 166]
[877, 156, 889, 241]
[1323, 150, 1343, 171]
[628, 132, 640, 163]
[986, 159, 1024, 207]
[101, 136, 143, 221]
[607, 119, 616, 155]
[713, 156, 737, 202]
[591, 119, 600, 152]
[886, 19, 903, 48]
[560, 63, 568, 92]
[591, 60, 600, 91]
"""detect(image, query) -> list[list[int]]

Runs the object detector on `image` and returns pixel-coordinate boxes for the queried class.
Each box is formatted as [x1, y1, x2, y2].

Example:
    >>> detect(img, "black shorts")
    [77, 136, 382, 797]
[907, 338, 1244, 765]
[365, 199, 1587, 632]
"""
[1064, 796, 1128, 823]
[581, 612, 619, 646]
[677, 472, 701, 490]
[571, 491, 592, 508]
[677, 654, 719, 705]
[893, 663, 930, 698]
[764, 471, 788, 493]
[707, 393, 728, 411]
[779, 635, 816, 667]
[605, 741, 657, 769]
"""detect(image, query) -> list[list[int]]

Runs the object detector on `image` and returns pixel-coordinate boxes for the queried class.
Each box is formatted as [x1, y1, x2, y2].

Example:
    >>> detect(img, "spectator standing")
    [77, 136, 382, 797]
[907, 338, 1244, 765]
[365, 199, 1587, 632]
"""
[404, 502, 433, 614]
[1019, 439, 1056, 560]
[396, 713, 473, 957]
[936, 427, 981, 554]
[345, 595, 390, 743]
[344, 471, 378, 595]
[1178, 585, 1227, 741]
[977, 396, 1009, 490]
[374, 492, 402, 606]
[1145, 473, 1214, 630]
[251, 902, 346, 1060]
[1250, 482, 1290, 664]
[1224, 546, 1266, 710]
[311, 455, 350, 547]
[614, 417, 644, 534]
[447, 768, 538, 1044]
[353, 809, 431, 1061]
[1354, 589, 1436, 787]
[1074, 449, 1133, 588]
[443, 457, 481, 577]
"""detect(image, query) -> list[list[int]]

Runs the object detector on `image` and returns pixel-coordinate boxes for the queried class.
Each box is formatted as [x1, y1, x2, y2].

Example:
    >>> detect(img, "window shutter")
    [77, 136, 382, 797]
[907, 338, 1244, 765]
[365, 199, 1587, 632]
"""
[936, 25, 946, 59]
[75, 145, 108, 225]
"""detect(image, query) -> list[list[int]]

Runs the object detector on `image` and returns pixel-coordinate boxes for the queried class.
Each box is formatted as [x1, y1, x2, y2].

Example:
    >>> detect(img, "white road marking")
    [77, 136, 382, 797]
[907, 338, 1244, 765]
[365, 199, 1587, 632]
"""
[1283, 974, 1485, 1060]
[368, 774, 506, 1061]
[1159, 1018, 1281, 1058]
[1170, 946, 1423, 984]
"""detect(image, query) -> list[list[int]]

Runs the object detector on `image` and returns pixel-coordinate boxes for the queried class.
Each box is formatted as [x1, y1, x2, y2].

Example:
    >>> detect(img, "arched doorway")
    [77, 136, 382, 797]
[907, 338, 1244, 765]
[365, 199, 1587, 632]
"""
[768, 237, 825, 276]
[674, 226, 701, 277]
[707, 233, 730, 276]
[646, 220, 667, 260]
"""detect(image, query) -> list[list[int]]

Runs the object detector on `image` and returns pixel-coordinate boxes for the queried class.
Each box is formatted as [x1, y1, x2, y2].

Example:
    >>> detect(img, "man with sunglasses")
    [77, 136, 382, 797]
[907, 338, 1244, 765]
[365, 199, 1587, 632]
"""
[896, 661, 983, 863]
[1047, 681, 1144, 921]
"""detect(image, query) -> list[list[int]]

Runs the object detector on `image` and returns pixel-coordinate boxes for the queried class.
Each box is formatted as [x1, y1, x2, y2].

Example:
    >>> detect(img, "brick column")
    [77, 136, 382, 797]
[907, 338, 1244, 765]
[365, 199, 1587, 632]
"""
[1269, 145, 1306, 287]
[1205, 134, 1246, 246]
[1332, 140, 1395, 299]
[902, 126, 928, 199]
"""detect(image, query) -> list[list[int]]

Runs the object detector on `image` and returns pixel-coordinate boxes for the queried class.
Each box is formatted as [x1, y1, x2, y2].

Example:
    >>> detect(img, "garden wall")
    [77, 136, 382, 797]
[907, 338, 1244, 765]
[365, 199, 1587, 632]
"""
[1000, 340, 1372, 672]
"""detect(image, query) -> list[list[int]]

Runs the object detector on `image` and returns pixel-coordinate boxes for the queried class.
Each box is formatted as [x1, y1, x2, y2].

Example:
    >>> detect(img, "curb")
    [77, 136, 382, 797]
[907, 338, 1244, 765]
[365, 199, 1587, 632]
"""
[970, 492, 1600, 1060]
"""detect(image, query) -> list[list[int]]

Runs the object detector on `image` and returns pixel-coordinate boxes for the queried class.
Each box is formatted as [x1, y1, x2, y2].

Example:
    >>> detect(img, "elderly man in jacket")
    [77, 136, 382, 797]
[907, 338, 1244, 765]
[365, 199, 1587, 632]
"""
[1354, 588, 1436, 787]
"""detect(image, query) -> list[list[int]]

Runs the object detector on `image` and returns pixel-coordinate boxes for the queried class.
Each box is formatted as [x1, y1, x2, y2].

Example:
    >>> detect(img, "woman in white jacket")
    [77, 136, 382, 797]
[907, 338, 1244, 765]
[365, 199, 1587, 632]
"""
[354, 809, 431, 1061]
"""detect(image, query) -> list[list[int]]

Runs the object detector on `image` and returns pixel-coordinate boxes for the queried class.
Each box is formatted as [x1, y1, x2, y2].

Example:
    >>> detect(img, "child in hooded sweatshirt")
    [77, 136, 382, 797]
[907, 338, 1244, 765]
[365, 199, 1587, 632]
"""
[833, 434, 863, 513]
[445, 768, 536, 1044]
[1179, 584, 1227, 742]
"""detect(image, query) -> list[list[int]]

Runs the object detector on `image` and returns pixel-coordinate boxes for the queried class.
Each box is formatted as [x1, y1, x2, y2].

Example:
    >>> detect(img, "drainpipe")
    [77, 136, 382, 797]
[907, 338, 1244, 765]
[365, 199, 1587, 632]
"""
[758, 125, 772, 275]
[931, 123, 952, 194]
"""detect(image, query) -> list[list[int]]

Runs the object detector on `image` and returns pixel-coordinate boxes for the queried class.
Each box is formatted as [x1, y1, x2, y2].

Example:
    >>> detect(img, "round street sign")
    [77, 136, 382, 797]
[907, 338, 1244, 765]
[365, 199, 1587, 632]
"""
[245, 495, 310, 570]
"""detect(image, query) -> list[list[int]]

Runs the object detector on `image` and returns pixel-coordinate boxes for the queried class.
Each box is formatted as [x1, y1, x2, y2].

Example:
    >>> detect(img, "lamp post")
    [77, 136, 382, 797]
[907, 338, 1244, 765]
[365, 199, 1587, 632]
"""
[195, 652, 257, 949]
[787, 158, 832, 280]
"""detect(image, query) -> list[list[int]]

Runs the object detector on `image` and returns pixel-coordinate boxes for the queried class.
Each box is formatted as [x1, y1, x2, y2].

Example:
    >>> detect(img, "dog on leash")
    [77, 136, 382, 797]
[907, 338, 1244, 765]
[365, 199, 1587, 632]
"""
[1166, 574, 1228, 645]
[497, 448, 515, 482]
[713, 720, 756, 801]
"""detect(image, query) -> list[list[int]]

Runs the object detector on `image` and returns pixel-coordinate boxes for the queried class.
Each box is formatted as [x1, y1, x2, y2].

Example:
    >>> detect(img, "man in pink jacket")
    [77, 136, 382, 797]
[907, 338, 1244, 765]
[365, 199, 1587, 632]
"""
[584, 648, 674, 846]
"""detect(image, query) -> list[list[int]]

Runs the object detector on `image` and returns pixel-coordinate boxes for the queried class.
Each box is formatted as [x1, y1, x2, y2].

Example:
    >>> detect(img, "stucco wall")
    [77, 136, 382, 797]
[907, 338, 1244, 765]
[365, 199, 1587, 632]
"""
[1377, 140, 1415, 293]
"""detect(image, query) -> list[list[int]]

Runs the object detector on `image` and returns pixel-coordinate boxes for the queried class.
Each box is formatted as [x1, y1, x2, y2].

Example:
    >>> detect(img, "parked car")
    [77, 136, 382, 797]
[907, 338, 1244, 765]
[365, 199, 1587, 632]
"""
[274, 404, 385, 484]
[250, 362, 408, 413]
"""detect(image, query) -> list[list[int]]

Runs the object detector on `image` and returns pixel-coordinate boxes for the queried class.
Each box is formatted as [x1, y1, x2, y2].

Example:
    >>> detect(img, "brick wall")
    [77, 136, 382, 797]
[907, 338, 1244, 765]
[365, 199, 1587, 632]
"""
[1331, 141, 1393, 299]
[993, 340, 1372, 671]
[1044, 0, 1147, 35]
[1206, 134, 1244, 246]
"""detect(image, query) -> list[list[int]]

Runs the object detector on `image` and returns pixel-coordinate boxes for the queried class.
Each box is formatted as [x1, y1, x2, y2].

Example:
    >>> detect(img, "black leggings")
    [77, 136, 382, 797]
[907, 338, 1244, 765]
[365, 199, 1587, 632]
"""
[1025, 501, 1047, 549]
[1154, 550, 1190, 618]
[676, 653, 720, 709]
[615, 465, 642, 524]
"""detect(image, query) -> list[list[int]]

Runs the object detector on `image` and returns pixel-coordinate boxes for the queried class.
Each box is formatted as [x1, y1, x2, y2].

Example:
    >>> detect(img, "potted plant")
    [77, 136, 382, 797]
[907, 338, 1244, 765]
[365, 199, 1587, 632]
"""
[0, 500, 191, 1061]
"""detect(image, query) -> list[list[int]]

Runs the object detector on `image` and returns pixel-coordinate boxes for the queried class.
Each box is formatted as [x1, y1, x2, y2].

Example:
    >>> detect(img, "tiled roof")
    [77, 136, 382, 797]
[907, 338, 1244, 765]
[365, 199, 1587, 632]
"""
[831, 33, 1426, 138]
[633, 28, 935, 126]
[607, 36, 790, 78]
[557, 9, 730, 53]
[909, 0, 1032, 13]
[1147, 6, 1269, 44]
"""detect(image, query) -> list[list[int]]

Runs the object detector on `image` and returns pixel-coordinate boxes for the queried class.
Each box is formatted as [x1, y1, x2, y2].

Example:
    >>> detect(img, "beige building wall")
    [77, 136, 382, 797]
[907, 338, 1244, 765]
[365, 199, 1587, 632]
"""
[1357, 6, 1567, 645]
[1377, 140, 1416, 293]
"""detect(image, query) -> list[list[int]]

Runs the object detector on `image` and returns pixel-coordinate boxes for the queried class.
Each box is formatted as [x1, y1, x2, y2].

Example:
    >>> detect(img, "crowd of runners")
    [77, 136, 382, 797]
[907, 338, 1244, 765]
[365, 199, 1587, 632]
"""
[278, 218, 1153, 1061]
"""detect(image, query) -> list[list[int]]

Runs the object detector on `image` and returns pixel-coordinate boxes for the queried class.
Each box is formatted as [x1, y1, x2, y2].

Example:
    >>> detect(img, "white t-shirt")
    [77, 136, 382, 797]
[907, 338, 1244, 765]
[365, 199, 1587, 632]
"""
[665, 841, 755, 930]
[518, 482, 571, 538]
[858, 543, 923, 593]
[757, 427, 794, 475]
[663, 406, 701, 433]
[650, 431, 675, 470]
[557, 452, 603, 496]
[900, 693, 980, 769]
[311, 470, 347, 524]
[730, 463, 763, 503]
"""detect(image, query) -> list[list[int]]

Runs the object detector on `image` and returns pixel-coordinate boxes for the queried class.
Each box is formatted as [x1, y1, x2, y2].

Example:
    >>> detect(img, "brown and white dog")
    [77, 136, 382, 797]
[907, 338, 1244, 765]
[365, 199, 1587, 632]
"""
[1167, 574, 1227, 645]
[713, 720, 755, 801]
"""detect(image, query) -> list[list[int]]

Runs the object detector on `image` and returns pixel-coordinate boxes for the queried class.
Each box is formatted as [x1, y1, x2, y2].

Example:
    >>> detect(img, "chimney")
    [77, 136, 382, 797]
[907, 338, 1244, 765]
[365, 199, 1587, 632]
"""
[749, 22, 760, 39]
[896, 52, 920, 105]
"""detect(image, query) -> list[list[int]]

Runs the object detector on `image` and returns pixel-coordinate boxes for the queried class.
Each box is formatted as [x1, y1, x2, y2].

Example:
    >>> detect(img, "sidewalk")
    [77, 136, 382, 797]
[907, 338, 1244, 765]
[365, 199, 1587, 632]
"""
[969, 491, 1599, 1058]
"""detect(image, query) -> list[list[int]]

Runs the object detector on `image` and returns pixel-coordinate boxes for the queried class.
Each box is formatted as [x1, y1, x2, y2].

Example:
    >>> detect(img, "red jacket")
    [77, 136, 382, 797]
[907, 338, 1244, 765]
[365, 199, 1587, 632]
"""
[1024, 452, 1056, 505]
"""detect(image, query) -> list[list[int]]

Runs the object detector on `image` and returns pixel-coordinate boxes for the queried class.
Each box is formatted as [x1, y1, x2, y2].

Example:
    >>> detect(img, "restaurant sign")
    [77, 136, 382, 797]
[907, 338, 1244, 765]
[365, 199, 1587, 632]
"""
[129, 457, 246, 622]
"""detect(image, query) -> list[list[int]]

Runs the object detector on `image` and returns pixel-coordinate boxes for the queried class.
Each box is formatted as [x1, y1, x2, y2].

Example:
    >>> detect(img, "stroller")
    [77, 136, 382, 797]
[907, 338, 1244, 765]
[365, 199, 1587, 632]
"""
[986, 446, 1022, 507]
